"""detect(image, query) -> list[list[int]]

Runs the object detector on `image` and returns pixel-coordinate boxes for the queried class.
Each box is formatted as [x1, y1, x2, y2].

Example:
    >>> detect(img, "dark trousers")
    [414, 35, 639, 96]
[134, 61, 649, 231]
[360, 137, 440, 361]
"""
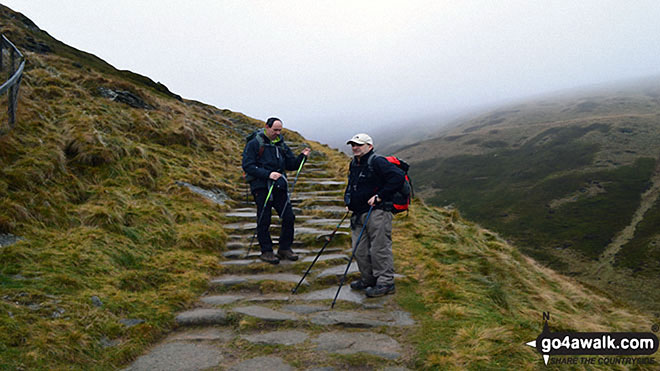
[253, 188, 295, 253]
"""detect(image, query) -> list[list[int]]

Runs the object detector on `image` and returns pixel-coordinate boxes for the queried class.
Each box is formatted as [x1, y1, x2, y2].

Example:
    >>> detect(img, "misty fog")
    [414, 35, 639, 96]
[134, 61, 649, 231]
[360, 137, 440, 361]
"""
[4, 0, 660, 150]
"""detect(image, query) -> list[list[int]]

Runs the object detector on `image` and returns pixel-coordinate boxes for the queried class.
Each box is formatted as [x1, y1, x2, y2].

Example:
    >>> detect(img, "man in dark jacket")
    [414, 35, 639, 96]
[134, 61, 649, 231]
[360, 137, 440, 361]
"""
[344, 133, 405, 297]
[242, 117, 311, 264]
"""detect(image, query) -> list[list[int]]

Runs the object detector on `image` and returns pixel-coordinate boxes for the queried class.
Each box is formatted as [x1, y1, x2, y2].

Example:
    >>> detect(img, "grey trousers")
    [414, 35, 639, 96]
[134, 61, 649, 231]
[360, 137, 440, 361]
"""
[351, 209, 394, 286]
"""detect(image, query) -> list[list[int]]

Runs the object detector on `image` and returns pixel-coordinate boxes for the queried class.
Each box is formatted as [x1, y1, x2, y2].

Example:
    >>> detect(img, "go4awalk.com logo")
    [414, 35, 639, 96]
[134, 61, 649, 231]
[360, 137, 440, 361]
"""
[526, 312, 659, 366]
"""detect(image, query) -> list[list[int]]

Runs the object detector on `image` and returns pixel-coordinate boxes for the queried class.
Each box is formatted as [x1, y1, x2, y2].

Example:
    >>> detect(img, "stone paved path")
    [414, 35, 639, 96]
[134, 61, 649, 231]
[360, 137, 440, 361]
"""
[125, 144, 415, 370]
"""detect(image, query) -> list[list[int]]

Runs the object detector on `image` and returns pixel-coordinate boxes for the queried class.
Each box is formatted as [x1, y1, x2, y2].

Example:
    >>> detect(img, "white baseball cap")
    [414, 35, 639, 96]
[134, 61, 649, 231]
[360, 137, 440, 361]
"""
[346, 133, 373, 146]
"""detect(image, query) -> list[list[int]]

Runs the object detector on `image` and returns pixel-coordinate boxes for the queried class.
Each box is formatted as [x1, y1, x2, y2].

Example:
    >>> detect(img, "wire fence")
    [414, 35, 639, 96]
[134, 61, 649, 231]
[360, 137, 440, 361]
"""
[0, 34, 25, 135]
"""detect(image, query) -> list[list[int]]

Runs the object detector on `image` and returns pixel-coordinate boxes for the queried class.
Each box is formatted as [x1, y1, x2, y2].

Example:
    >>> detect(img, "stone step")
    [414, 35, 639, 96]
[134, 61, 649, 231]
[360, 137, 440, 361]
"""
[225, 211, 315, 220]
[291, 198, 344, 206]
[297, 179, 345, 185]
[222, 248, 310, 259]
[240, 330, 308, 346]
[308, 247, 346, 254]
[223, 223, 338, 238]
[296, 172, 336, 178]
[219, 259, 258, 267]
[231, 305, 298, 322]
[292, 190, 344, 197]
[224, 302, 414, 329]
[301, 253, 348, 263]
[308, 310, 415, 328]
[303, 218, 350, 227]
[316, 264, 360, 279]
[123, 342, 223, 371]
[201, 293, 292, 306]
[313, 331, 402, 360]
[210, 273, 308, 287]
[222, 250, 261, 259]
[175, 308, 228, 326]
[296, 286, 367, 305]
[300, 205, 349, 215]
[226, 238, 304, 246]
[227, 356, 294, 371]
[293, 182, 346, 191]
[200, 294, 245, 306]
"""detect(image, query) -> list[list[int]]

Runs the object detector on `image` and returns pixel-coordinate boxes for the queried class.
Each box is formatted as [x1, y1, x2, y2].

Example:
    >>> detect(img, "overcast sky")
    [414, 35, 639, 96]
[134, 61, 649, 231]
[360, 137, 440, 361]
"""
[4, 1, 660, 147]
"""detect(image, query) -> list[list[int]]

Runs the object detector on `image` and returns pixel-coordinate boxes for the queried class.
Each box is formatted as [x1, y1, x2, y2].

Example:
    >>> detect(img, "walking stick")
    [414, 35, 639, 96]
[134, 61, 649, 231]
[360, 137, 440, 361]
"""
[292, 211, 350, 294]
[288, 156, 306, 199]
[245, 183, 275, 259]
[331, 205, 374, 309]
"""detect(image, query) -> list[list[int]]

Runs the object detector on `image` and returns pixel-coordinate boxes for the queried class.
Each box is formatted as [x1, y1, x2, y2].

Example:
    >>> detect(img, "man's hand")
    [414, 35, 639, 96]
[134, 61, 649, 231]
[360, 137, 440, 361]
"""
[302, 147, 311, 156]
[367, 195, 381, 206]
[269, 172, 282, 180]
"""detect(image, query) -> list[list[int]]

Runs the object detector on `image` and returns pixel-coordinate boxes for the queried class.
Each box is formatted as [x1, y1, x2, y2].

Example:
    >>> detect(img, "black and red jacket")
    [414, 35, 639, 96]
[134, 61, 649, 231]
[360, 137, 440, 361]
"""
[344, 150, 405, 214]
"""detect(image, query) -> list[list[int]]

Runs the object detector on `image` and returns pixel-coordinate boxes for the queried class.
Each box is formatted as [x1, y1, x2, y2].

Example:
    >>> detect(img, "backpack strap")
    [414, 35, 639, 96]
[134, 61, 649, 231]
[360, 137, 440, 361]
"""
[255, 132, 266, 159]
[366, 153, 381, 177]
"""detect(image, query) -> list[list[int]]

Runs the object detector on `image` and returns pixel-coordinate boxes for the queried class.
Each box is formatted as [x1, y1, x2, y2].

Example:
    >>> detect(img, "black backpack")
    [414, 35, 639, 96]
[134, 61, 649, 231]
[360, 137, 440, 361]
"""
[243, 130, 266, 183]
[365, 154, 414, 214]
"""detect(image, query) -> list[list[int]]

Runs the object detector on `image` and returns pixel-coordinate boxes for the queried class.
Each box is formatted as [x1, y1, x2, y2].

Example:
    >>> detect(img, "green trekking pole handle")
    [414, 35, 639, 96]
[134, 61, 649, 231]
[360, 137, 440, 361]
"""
[292, 210, 349, 294]
[288, 156, 306, 199]
[331, 205, 373, 309]
[245, 182, 275, 259]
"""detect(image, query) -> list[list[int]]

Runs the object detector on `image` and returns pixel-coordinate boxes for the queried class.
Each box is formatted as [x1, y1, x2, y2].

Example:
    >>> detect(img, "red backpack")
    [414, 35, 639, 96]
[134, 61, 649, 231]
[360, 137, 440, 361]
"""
[366, 154, 414, 214]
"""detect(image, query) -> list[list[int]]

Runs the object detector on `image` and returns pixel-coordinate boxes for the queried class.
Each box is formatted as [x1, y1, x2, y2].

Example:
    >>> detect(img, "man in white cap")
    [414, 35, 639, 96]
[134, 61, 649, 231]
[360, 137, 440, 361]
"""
[344, 133, 405, 297]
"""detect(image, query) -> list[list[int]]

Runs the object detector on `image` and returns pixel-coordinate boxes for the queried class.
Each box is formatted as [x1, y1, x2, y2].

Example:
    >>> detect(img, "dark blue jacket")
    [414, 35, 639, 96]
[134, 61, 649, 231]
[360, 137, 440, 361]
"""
[344, 150, 405, 214]
[242, 131, 306, 192]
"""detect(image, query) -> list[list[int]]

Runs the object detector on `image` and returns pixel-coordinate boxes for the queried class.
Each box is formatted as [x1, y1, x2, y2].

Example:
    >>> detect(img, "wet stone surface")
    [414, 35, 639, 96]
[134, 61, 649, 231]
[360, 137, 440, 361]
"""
[210, 273, 307, 286]
[244, 294, 290, 303]
[0, 233, 23, 247]
[219, 259, 258, 266]
[200, 295, 245, 306]
[175, 308, 227, 326]
[240, 330, 309, 346]
[313, 331, 402, 360]
[168, 328, 234, 342]
[308, 311, 390, 328]
[175, 181, 228, 205]
[232, 305, 298, 322]
[228, 356, 293, 371]
[282, 304, 327, 315]
[316, 264, 360, 278]
[299, 287, 366, 304]
[301, 254, 348, 263]
[124, 342, 222, 371]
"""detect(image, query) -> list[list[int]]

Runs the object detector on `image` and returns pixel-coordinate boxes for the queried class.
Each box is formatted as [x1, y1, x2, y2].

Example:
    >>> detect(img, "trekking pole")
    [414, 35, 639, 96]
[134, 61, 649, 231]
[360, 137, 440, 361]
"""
[292, 211, 350, 294]
[288, 156, 306, 199]
[331, 205, 374, 309]
[245, 182, 275, 259]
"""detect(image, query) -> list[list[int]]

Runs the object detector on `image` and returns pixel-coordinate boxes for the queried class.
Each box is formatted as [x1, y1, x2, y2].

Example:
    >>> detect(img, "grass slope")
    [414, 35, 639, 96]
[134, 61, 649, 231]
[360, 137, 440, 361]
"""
[394, 204, 659, 369]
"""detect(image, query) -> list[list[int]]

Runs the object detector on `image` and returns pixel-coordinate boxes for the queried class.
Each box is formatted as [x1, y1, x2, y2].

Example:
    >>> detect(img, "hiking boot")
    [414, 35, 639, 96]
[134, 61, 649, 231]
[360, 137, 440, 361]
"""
[259, 251, 280, 265]
[276, 249, 299, 261]
[350, 279, 375, 291]
[365, 283, 395, 297]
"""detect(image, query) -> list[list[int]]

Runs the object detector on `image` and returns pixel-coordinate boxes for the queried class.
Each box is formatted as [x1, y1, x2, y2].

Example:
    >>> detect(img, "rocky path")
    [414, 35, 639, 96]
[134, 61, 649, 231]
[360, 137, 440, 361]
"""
[124, 144, 415, 370]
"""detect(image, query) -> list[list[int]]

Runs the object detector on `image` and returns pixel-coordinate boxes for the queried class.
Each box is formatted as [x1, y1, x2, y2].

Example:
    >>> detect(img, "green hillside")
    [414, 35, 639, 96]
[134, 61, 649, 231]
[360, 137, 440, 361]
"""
[397, 80, 660, 315]
[1, 5, 658, 369]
